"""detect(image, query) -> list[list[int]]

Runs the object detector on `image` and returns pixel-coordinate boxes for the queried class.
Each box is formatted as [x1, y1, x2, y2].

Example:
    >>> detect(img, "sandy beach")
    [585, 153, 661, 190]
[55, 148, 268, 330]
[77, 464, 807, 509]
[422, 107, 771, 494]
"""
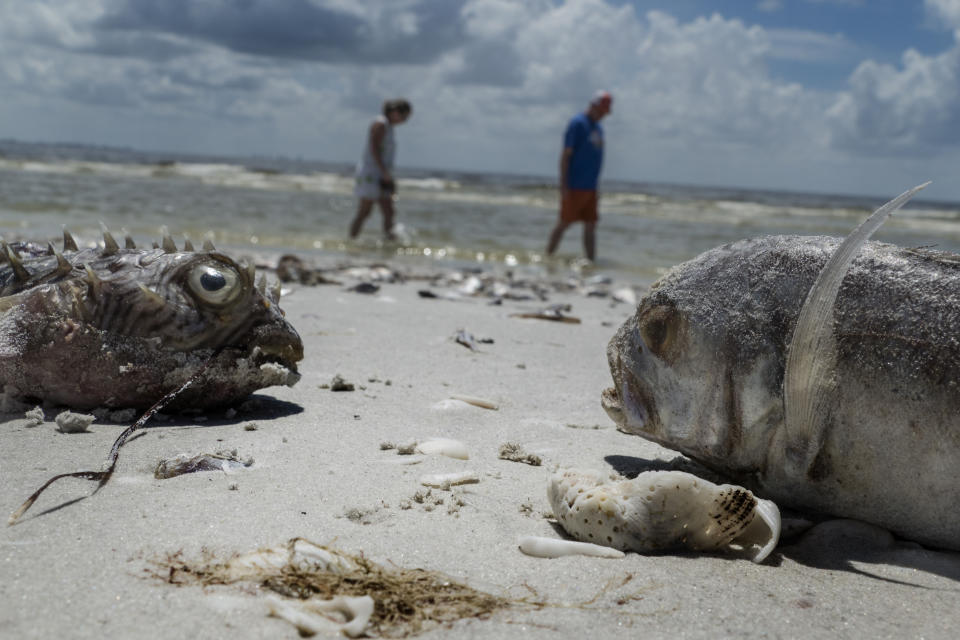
[1, 262, 959, 639]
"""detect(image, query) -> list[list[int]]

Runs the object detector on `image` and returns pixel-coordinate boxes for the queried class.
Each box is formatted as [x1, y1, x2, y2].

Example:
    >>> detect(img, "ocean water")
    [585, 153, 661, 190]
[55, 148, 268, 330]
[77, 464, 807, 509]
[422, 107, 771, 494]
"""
[2, 139, 959, 285]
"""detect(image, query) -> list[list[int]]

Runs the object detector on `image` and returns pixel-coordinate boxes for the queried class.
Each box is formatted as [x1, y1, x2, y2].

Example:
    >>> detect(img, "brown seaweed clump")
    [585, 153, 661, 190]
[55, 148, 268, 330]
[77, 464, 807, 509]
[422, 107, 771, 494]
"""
[151, 537, 512, 637]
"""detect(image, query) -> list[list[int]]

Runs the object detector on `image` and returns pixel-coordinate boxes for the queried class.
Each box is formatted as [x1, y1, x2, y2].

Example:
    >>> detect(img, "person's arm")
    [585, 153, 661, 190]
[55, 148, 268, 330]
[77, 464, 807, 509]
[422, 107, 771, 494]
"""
[368, 120, 392, 183]
[560, 118, 584, 192]
[559, 147, 573, 193]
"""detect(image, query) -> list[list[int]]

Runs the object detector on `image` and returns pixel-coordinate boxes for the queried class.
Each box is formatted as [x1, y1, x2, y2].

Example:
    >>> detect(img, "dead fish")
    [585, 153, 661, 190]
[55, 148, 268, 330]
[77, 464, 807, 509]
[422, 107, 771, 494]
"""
[154, 451, 254, 479]
[0, 229, 303, 410]
[511, 303, 581, 324]
[602, 184, 960, 551]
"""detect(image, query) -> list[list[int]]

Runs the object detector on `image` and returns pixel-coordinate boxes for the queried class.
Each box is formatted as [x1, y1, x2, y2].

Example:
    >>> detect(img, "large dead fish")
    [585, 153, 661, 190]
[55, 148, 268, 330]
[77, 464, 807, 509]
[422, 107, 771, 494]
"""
[0, 229, 303, 410]
[602, 184, 960, 550]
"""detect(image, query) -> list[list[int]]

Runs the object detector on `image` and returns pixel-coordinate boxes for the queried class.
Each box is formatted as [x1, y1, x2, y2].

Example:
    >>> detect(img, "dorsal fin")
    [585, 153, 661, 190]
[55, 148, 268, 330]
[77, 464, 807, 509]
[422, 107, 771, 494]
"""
[62, 228, 79, 252]
[161, 226, 177, 253]
[100, 222, 119, 256]
[782, 182, 929, 478]
[2, 241, 30, 282]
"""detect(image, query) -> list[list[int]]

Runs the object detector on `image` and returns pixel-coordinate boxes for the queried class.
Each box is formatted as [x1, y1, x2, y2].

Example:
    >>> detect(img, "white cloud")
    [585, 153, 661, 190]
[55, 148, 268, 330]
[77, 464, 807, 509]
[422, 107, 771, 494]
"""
[925, 0, 960, 28]
[827, 43, 960, 154]
[3, 0, 960, 196]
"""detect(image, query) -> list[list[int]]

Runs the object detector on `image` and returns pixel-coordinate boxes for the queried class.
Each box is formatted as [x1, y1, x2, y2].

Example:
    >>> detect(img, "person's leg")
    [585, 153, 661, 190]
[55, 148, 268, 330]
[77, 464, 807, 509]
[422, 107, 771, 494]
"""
[546, 220, 570, 255]
[583, 221, 596, 262]
[350, 199, 375, 238]
[378, 196, 396, 239]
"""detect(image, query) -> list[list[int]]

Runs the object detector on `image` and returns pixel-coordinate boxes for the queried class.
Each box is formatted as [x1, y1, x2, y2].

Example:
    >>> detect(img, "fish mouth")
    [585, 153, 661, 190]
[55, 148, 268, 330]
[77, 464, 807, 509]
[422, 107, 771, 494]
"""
[602, 355, 653, 433]
[243, 322, 304, 379]
[601, 386, 625, 424]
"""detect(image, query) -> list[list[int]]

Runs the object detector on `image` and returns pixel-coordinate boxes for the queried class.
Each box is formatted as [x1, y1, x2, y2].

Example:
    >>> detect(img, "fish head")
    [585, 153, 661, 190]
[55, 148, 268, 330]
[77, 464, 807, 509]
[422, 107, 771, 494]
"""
[122, 250, 304, 365]
[602, 241, 792, 474]
[1, 243, 304, 410]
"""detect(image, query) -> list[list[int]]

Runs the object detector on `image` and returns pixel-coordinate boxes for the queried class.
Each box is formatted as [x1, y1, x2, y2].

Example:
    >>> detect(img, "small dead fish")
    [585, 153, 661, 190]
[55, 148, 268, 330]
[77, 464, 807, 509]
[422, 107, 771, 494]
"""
[155, 452, 254, 479]
[511, 303, 581, 324]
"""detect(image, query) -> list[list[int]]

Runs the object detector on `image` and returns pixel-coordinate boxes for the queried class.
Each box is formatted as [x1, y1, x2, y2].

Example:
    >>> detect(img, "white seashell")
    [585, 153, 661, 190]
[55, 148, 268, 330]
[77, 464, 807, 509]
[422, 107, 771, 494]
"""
[416, 437, 469, 460]
[547, 469, 781, 563]
[419, 470, 480, 489]
[448, 394, 499, 410]
[518, 535, 625, 559]
[266, 594, 374, 638]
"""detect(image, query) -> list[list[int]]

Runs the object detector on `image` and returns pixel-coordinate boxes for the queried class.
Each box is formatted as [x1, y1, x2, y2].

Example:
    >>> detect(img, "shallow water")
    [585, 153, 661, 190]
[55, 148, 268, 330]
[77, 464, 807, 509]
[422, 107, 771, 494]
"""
[2, 139, 958, 285]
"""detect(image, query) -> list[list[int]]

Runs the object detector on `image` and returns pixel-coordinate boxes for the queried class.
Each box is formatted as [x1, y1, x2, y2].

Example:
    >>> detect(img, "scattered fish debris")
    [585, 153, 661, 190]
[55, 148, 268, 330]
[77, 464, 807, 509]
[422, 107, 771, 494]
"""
[511, 304, 581, 324]
[154, 451, 254, 479]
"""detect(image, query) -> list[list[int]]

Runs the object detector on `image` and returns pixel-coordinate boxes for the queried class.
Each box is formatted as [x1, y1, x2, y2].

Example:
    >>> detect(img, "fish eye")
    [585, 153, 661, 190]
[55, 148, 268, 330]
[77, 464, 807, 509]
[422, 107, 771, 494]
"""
[188, 263, 240, 305]
[638, 305, 680, 361]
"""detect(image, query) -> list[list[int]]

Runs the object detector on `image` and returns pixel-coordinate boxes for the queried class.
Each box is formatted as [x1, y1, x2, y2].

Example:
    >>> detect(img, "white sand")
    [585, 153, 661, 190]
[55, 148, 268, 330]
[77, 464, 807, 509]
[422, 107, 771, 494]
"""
[2, 274, 959, 639]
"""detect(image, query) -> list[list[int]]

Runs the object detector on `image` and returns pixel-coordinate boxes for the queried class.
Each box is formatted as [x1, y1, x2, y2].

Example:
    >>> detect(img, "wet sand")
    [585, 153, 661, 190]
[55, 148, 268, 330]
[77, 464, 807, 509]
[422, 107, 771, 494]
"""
[1, 264, 958, 639]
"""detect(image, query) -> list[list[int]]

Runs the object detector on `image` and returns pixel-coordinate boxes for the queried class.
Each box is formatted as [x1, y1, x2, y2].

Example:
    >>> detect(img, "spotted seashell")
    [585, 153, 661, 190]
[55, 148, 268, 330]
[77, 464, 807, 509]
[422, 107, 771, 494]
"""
[547, 469, 781, 563]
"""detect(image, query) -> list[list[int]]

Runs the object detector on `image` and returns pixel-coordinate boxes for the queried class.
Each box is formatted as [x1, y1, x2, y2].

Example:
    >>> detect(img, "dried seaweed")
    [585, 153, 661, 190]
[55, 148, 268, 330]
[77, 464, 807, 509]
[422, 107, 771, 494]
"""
[153, 538, 512, 637]
[7, 351, 221, 525]
[498, 442, 542, 466]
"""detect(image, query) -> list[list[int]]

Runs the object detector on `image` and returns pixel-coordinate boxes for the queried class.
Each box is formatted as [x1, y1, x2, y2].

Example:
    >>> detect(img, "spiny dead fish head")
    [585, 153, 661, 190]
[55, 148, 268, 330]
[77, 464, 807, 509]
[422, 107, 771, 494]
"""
[0, 237, 303, 410]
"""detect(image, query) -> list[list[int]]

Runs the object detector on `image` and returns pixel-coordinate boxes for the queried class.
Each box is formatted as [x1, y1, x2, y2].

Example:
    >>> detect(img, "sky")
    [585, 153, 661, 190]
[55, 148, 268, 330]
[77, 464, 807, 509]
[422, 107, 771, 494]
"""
[2, 0, 960, 200]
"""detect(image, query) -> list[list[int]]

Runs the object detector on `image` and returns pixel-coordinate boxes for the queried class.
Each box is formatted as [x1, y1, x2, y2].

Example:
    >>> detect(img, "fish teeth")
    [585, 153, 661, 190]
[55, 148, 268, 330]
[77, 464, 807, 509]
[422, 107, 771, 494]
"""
[183, 236, 195, 252]
[547, 468, 781, 563]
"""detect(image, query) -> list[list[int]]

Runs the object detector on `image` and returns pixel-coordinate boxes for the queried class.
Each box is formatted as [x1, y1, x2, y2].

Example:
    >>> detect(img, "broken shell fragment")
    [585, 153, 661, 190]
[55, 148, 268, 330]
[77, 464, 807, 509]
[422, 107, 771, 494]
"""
[419, 470, 480, 489]
[415, 437, 470, 460]
[448, 394, 498, 410]
[547, 469, 781, 563]
[266, 594, 375, 638]
[518, 536, 625, 559]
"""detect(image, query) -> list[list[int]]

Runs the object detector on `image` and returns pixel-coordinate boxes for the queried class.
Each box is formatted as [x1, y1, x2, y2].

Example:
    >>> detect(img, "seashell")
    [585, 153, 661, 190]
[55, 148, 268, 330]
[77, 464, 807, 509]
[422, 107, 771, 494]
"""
[416, 437, 470, 460]
[420, 470, 480, 489]
[518, 535, 624, 559]
[547, 469, 781, 563]
[448, 394, 499, 410]
[266, 594, 374, 638]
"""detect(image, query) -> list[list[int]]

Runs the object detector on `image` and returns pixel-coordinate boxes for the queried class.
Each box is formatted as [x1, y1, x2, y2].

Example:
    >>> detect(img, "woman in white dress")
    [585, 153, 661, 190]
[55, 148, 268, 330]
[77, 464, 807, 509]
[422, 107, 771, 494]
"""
[349, 98, 413, 240]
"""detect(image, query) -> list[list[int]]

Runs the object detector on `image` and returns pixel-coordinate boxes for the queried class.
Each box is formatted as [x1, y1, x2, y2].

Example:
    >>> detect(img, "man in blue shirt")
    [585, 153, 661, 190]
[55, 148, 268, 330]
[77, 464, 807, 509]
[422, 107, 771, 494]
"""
[546, 90, 612, 262]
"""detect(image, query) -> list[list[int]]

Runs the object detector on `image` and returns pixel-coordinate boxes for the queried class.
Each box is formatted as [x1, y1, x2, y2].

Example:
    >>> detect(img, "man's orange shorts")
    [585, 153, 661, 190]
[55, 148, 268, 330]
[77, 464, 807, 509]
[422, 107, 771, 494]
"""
[560, 189, 598, 224]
